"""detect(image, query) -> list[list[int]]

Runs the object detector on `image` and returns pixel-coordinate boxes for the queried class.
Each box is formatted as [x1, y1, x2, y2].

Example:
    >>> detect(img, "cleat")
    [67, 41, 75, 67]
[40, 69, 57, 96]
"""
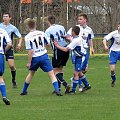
[20, 92, 27, 96]
[12, 81, 17, 88]
[52, 91, 63, 96]
[68, 90, 76, 95]
[65, 85, 70, 94]
[3, 97, 10, 105]
[81, 85, 91, 92]
[111, 80, 115, 87]
[79, 85, 83, 92]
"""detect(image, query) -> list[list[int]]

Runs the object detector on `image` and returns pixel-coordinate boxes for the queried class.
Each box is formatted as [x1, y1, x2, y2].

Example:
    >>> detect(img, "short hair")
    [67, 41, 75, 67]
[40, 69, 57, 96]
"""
[27, 19, 36, 29]
[3, 12, 11, 17]
[72, 26, 80, 36]
[77, 13, 88, 22]
[48, 15, 55, 24]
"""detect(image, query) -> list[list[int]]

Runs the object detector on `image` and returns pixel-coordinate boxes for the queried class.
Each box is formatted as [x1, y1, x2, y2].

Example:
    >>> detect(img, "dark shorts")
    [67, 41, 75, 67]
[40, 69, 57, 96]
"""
[52, 48, 69, 68]
[5, 47, 14, 61]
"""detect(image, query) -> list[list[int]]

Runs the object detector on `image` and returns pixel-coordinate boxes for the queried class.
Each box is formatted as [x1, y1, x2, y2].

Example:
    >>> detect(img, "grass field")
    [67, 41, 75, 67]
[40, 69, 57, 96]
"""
[1, 55, 120, 120]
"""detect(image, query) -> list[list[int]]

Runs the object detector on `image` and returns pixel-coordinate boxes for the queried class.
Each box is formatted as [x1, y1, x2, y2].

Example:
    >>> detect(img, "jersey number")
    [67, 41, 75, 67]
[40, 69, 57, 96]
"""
[33, 37, 43, 48]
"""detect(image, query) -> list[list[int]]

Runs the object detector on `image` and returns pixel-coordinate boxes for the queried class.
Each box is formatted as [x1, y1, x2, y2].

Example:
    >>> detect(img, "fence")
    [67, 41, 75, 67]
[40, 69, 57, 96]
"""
[13, 34, 109, 55]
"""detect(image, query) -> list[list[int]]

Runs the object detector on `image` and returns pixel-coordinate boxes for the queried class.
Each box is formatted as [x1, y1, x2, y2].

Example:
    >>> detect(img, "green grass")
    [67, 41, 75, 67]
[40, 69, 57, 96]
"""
[1, 55, 120, 120]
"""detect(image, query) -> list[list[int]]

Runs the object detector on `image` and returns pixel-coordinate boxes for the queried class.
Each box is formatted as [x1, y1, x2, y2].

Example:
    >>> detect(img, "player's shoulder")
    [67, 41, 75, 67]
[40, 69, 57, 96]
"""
[107, 30, 118, 36]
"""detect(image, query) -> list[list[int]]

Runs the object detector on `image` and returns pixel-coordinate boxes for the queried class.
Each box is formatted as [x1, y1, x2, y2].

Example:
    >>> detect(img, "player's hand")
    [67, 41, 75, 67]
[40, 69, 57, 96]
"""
[104, 46, 109, 51]
[26, 63, 31, 69]
[16, 43, 21, 50]
[54, 40, 58, 47]
[91, 48, 94, 54]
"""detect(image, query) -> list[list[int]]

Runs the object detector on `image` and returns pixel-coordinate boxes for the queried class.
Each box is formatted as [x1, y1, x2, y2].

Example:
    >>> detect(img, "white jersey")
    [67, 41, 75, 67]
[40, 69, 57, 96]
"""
[67, 25, 94, 48]
[0, 28, 11, 54]
[25, 30, 49, 57]
[104, 30, 120, 51]
[67, 36, 86, 56]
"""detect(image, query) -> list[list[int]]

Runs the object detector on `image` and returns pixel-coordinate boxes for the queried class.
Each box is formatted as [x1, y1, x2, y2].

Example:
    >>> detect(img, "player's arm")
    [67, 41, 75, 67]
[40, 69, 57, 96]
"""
[89, 39, 94, 54]
[103, 38, 109, 51]
[54, 41, 69, 52]
[26, 49, 33, 69]
[17, 37, 22, 50]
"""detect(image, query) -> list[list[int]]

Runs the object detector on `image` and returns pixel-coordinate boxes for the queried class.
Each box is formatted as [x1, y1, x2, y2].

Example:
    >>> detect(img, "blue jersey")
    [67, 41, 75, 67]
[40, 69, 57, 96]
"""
[0, 23, 21, 41]
[45, 24, 68, 51]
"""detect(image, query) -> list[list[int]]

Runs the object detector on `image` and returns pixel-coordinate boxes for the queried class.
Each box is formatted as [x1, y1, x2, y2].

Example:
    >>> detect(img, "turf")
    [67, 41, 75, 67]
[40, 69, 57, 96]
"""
[1, 55, 120, 120]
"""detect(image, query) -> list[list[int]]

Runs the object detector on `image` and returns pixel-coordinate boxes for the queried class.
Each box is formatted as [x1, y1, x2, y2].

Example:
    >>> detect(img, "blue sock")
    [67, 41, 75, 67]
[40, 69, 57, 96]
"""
[22, 82, 30, 93]
[72, 79, 79, 92]
[111, 74, 116, 81]
[53, 81, 59, 92]
[79, 79, 83, 86]
[80, 75, 89, 87]
[0, 82, 6, 97]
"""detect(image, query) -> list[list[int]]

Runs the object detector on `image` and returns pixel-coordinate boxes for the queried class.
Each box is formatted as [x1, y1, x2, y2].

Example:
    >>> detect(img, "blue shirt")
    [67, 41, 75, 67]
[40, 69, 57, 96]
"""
[0, 23, 21, 41]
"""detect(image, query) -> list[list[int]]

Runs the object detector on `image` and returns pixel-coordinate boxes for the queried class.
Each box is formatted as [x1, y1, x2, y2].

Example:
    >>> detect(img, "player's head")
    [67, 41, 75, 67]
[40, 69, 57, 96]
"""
[47, 15, 55, 26]
[77, 13, 88, 26]
[72, 26, 80, 36]
[27, 19, 36, 30]
[2, 12, 11, 23]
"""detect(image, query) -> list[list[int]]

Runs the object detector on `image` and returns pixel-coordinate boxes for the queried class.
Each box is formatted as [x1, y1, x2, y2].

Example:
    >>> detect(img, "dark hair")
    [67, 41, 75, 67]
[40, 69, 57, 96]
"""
[48, 15, 55, 24]
[77, 13, 88, 22]
[27, 19, 36, 29]
[72, 26, 80, 35]
[3, 12, 11, 17]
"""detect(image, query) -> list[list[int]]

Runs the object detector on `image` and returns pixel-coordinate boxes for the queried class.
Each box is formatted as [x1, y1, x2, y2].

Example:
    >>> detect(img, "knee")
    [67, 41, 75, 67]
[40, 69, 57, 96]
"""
[111, 70, 115, 76]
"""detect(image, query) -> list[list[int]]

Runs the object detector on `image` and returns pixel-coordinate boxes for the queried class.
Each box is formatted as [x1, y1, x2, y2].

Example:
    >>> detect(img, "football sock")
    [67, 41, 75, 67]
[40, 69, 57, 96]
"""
[0, 82, 6, 97]
[56, 73, 67, 87]
[53, 81, 59, 92]
[11, 70, 16, 82]
[22, 82, 30, 93]
[80, 75, 89, 86]
[72, 79, 79, 92]
[78, 79, 83, 86]
[111, 74, 116, 81]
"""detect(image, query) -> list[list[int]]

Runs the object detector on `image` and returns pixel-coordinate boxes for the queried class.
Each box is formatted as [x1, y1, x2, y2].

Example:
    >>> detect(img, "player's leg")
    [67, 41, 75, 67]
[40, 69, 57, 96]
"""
[47, 70, 62, 96]
[0, 55, 10, 105]
[8, 59, 17, 87]
[6, 48, 17, 88]
[110, 64, 116, 87]
[109, 51, 118, 87]
[52, 49, 70, 93]
[20, 70, 35, 95]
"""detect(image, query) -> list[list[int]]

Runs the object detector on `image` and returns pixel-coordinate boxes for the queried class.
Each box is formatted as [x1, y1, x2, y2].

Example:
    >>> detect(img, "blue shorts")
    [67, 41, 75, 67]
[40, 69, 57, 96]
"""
[30, 54, 53, 72]
[0, 54, 5, 76]
[74, 56, 82, 72]
[109, 50, 120, 64]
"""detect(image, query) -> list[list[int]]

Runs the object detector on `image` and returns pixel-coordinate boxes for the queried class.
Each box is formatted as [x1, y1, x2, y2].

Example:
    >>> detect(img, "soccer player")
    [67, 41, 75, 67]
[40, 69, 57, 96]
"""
[0, 28, 12, 105]
[103, 23, 120, 87]
[45, 15, 70, 94]
[67, 13, 94, 91]
[20, 19, 62, 96]
[54, 26, 91, 94]
[0, 12, 22, 88]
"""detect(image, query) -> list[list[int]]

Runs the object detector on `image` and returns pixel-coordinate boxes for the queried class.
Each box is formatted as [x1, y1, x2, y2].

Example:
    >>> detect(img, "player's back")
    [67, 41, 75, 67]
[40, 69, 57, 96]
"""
[45, 24, 67, 47]
[25, 30, 49, 57]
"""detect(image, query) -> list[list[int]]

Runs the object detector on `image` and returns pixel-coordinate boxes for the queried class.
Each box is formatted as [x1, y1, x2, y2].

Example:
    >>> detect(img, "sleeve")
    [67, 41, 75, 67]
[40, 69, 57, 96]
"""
[45, 30, 50, 43]
[44, 33, 50, 45]
[25, 37, 32, 50]
[104, 32, 114, 41]
[67, 39, 80, 50]
[90, 29, 94, 39]
[14, 27, 22, 38]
